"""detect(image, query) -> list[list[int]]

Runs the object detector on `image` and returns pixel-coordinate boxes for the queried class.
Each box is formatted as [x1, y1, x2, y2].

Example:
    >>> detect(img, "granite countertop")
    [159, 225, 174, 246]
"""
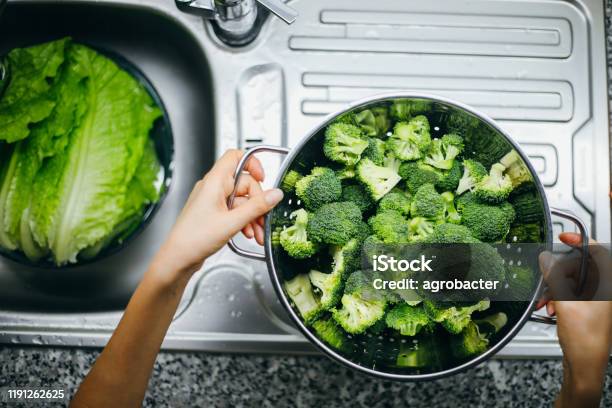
[2, 1, 612, 407]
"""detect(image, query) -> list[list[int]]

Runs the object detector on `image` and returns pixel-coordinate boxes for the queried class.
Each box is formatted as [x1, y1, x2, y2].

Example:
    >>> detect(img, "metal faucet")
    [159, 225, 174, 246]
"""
[176, 0, 297, 45]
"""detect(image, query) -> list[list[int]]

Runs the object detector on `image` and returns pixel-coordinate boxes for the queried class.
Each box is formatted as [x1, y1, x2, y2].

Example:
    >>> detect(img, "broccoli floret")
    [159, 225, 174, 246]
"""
[466, 244, 507, 295]
[271, 226, 282, 247]
[309, 270, 342, 310]
[423, 134, 464, 170]
[385, 303, 433, 336]
[441, 191, 461, 224]
[369, 210, 410, 243]
[450, 321, 489, 359]
[500, 150, 532, 188]
[410, 183, 444, 220]
[383, 152, 402, 173]
[464, 124, 512, 168]
[355, 221, 372, 243]
[452, 312, 508, 359]
[408, 217, 435, 243]
[386, 116, 432, 161]
[307, 202, 362, 245]
[311, 317, 349, 351]
[429, 223, 479, 244]
[436, 160, 462, 192]
[510, 192, 544, 224]
[363, 137, 386, 165]
[362, 234, 384, 260]
[341, 183, 374, 213]
[354, 107, 391, 138]
[323, 122, 369, 166]
[280, 170, 303, 193]
[424, 300, 490, 334]
[507, 223, 542, 243]
[295, 167, 342, 210]
[390, 99, 432, 121]
[378, 190, 412, 216]
[333, 292, 386, 334]
[474, 163, 513, 203]
[279, 209, 318, 259]
[356, 158, 402, 201]
[399, 161, 442, 194]
[456, 159, 487, 195]
[309, 239, 361, 310]
[284, 274, 321, 324]
[503, 266, 537, 301]
[461, 199, 515, 242]
[335, 166, 356, 180]
[446, 111, 481, 137]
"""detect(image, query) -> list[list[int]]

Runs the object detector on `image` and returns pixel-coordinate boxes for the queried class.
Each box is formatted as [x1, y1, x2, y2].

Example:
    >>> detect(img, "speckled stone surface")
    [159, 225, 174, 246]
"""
[2, 2, 612, 407]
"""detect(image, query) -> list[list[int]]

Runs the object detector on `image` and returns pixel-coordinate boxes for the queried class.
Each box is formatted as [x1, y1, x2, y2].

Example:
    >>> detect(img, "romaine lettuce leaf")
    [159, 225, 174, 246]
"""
[28, 44, 161, 264]
[0, 38, 69, 143]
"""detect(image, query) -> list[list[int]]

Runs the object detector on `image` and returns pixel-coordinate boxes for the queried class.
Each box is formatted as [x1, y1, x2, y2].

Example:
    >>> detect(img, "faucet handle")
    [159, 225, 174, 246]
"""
[256, 0, 297, 24]
[176, 0, 216, 19]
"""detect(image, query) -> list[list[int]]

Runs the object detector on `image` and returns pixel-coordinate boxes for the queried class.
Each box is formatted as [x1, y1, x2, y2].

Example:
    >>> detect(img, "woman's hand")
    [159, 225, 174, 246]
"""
[153, 149, 283, 278]
[537, 233, 612, 408]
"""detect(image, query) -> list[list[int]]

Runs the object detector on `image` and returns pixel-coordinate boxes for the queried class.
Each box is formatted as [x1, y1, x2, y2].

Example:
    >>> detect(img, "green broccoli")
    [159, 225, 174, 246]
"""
[279, 209, 318, 259]
[424, 134, 464, 170]
[295, 167, 342, 210]
[461, 199, 515, 242]
[386, 116, 432, 161]
[355, 221, 372, 243]
[309, 239, 361, 309]
[335, 166, 356, 180]
[456, 159, 487, 195]
[466, 243, 507, 296]
[503, 266, 537, 301]
[341, 183, 374, 213]
[441, 191, 461, 224]
[428, 223, 479, 244]
[280, 170, 303, 193]
[354, 107, 391, 138]
[307, 202, 362, 245]
[378, 190, 412, 216]
[500, 150, 532, 188]
[385, 303, 433, 336]
[271, 226, 282, 248]
[390, 99, 432, 121]
[399, 161, 442, 194]
[356, 158, 402, 201]
[363, 137, 386, 165]
[323, 122, 369, 166]
[424, 300, 490, 334]
[507, 223, 542, 243]
[284, 274, 321, 324]
[450, 321, 488, 359]
[309, 269, 342, 310]
[436, 160, 462, 192]
[408, 217, 435, 243]
[396, 335, 444, 368]
[383, 152, 402, 173]
[369, 210, 410, 243]
[362, 234, 384, 260]
[474, 163, 513, 203]
[333, 271, 387, 334]
[445, 110, 481, 137]
[464, 124, 512, 168]
[510, 192, 544, 224]
[451, 312, 508, 359]
[410, 183, 444, 220]
[311, 317, 349, 351]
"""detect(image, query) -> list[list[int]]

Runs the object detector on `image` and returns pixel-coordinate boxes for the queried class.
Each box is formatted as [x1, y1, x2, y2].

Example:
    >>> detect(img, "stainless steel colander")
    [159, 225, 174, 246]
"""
[228, 93, 588, 380]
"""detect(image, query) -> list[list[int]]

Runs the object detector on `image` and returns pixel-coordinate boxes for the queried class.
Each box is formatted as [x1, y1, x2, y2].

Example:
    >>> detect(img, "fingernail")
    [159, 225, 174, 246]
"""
[265, 188, 284, 206]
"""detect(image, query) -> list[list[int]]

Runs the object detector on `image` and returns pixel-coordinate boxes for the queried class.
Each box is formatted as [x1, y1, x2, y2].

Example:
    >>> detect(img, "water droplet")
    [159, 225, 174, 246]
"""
[227, 294, 236, 302]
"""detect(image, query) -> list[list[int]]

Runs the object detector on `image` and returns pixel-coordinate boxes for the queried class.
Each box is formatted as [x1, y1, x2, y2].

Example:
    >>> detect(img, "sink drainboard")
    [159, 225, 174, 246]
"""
[0, 0, 609, 357]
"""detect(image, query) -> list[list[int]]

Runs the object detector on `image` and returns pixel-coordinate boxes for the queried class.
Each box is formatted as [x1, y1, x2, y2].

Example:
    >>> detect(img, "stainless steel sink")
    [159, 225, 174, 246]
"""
[0, 0, 609, 357]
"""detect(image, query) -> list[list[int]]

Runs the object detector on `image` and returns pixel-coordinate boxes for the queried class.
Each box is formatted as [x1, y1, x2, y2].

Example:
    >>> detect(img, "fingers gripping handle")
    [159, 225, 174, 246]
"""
[529, 208, 589, 325]
[227, 145, 290, 261]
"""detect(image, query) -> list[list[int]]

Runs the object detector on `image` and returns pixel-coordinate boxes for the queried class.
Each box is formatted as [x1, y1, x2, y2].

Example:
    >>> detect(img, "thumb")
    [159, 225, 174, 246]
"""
[227, 188, 284, 233]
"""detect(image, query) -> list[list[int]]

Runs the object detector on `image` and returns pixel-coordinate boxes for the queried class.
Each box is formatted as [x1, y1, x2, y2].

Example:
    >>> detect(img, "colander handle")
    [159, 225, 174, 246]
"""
[227, 145, 291, 261]
[528, 208, 590, 326]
